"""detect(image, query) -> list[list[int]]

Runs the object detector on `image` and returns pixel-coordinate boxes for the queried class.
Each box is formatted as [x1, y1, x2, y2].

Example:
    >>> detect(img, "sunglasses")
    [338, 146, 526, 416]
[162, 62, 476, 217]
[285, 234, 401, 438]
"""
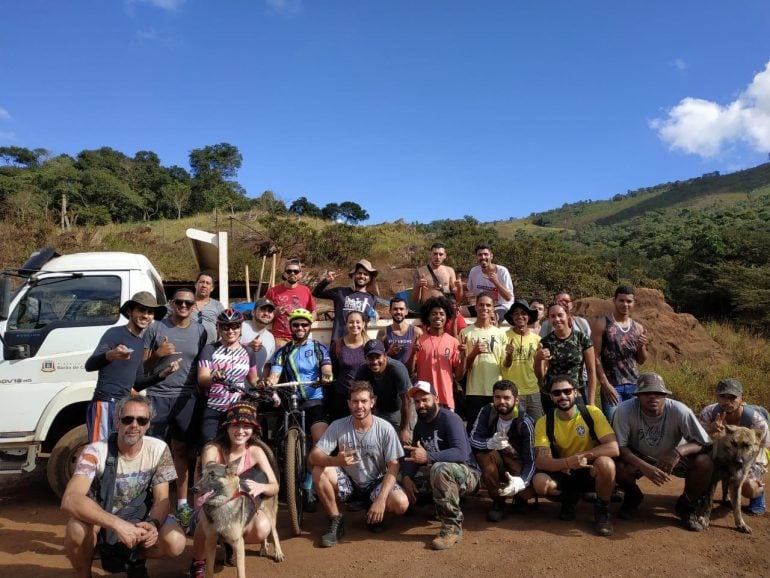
[218, 323, 241, 331]
[285, 269, 301, 274]
[551, 388, 575, 397]
[174, 299, 195, 308]
[291, 322, 311, 328]
[120, 415, 150, 426]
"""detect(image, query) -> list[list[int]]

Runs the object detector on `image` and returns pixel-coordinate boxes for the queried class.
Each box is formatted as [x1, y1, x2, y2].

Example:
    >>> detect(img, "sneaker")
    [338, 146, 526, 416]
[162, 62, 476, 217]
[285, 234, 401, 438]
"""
[486, 500, 505, 523]
[748, 492, 766, 516]
[593, 499, 614, 537]
[320, 515, 345, 548]
[303, 492, 318, 514]
[126, 559, 149, 578]
[618, 485, 644, 520]
[431, 528, 462, 550]
[189, 560, 206, 578]
[675, 494, 704, 532]
[559, 493, 578, 521]
[367, 521, 386, 534]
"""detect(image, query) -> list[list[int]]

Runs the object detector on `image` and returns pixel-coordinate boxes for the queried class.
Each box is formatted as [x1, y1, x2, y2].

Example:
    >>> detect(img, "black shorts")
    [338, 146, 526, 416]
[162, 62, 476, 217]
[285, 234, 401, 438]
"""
[552, 468, 596, 494]
[147, 393, 201, 441]
[302, 400, 328, 431]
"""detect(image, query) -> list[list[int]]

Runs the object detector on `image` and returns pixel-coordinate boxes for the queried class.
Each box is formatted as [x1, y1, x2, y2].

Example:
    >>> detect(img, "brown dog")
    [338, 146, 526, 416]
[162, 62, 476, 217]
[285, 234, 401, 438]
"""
[699, 420, 761, 534]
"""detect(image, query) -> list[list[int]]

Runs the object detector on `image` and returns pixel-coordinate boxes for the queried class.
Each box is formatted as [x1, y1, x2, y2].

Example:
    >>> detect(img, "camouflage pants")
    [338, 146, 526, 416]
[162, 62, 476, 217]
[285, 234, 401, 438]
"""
[428, 462, 480, 532]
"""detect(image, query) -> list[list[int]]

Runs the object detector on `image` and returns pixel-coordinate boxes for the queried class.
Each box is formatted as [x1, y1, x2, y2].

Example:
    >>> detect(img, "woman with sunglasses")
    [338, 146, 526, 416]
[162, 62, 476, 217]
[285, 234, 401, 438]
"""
[327, 310, 368, 421]
[535, 302, 597, 414]
[198, 309, 259, 446]
[189, 402, 280, 577]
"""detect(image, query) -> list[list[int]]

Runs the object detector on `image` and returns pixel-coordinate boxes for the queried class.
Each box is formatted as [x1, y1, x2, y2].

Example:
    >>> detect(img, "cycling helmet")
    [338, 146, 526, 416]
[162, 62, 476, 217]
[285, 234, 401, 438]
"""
[217, 307, 244, 324]
[287, 308, 314, 324]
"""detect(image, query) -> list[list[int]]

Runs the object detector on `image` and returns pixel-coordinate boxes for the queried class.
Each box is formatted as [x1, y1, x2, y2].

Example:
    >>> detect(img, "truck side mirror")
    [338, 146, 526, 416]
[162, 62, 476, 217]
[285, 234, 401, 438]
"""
[0, 277, 10, 320]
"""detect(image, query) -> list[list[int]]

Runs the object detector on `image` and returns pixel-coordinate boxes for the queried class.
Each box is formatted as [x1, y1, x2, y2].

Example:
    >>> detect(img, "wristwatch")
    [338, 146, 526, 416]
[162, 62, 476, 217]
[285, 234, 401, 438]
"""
[149, 518, 162, 531]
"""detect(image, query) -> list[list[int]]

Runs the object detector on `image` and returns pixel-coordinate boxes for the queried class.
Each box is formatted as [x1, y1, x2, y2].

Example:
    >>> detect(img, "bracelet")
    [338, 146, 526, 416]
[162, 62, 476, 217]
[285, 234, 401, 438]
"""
[672, 447, 682, 458]
[149, 518, 162, 531]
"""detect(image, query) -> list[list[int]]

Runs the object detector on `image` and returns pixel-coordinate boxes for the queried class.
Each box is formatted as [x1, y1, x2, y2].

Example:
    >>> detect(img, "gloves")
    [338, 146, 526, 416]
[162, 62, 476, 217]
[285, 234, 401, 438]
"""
[486, 433, 510, 451]
[499, 473, 526, 496]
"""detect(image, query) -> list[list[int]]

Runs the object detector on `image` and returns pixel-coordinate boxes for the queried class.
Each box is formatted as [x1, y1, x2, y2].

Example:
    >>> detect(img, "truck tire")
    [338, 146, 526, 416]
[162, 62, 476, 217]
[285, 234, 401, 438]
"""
[46, 425, 88, 498]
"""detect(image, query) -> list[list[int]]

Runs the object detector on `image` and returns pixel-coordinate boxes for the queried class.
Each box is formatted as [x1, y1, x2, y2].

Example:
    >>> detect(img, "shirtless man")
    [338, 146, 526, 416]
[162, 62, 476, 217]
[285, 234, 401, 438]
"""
[413, 243, 462, 305]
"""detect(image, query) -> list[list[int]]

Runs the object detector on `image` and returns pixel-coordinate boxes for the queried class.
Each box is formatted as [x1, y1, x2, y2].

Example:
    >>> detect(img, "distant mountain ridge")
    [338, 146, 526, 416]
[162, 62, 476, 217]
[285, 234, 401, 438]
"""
[521, 162, 770, 230]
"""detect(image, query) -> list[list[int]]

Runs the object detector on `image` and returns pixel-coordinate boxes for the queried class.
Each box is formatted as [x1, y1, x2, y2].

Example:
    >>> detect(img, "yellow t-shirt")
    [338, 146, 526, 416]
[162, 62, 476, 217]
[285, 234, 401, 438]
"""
[534, 405, 614, 458]
[500, 329, 540, 395]
[459, 324, 506, 397]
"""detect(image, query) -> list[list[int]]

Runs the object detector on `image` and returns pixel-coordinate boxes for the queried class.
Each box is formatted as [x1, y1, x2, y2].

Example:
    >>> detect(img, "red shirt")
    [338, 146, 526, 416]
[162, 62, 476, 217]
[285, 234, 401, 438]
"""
[264, 284, 316, 341]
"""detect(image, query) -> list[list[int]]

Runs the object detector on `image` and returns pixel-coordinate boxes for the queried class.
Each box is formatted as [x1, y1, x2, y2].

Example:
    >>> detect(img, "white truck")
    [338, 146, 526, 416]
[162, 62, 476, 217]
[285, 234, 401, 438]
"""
[0, 248, 168, 496]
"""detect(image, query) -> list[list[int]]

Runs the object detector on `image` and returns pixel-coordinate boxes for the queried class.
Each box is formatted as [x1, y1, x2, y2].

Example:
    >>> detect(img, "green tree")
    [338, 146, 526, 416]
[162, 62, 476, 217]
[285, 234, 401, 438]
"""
[288, 196, 322, 218]
[321, 202, 341, 221]
[188, 143, 244, 212]
[337, 201, 369, 224]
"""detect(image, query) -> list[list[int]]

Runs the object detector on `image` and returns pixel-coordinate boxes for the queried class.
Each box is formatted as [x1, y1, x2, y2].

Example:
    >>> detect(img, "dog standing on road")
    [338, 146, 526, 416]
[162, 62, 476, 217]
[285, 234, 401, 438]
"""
[699, 416, 762, 534]
[195, 442, 284, 578]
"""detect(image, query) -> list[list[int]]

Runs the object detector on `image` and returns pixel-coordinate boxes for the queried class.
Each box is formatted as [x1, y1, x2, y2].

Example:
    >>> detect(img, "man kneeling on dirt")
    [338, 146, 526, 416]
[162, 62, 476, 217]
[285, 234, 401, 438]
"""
[62, 395, 185, 577]
[401, 381, 480, 550]
[532, 374, 618, 537]
[469, 379, 536, 522]
[698, 378, 768, 515]
[309, 381, 409, 548]
[612, 372, 713, 530]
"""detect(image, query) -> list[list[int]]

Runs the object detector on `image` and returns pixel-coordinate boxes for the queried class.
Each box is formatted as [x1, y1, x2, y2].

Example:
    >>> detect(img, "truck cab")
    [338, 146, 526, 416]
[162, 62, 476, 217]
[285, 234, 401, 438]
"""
[0, 249, 165, 496]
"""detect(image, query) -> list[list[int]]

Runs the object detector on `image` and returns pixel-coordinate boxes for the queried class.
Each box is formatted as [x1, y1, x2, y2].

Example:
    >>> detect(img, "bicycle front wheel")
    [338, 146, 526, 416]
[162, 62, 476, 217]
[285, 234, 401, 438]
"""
[285, 426, 304, 536]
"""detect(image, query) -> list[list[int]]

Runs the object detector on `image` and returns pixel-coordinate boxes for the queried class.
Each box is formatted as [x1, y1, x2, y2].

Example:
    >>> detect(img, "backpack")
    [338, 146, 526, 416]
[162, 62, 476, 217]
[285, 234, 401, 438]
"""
[276, 339, 326, 385]
[96, 435, 152, 572]
[545, 400, 599, 458]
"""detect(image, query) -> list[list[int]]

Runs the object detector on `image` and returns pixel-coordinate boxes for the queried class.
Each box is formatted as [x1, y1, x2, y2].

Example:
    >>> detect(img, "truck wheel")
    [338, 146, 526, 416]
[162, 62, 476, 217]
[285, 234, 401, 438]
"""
[46, 425, 88, 498]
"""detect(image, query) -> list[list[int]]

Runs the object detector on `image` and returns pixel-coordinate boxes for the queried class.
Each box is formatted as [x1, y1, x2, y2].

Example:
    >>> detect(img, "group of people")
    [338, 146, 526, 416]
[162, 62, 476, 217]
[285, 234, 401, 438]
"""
[60, 247, 769, 577]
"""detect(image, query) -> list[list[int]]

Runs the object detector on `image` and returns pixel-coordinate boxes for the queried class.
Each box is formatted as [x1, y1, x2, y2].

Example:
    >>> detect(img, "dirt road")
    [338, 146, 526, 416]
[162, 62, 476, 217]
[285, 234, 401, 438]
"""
[1, 471, 767, 577]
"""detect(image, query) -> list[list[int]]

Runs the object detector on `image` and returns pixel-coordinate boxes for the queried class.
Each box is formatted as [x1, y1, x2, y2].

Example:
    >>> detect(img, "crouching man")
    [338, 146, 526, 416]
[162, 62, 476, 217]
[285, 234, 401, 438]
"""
[532, 375, 618, 537]
[401, 381, 480, 550]
[699, 378, 769, 515]
[469, 379, 536, 521]
[309, 381, 409, 548]
[62, 395, 185, 578]
[613, 372, 712, 530]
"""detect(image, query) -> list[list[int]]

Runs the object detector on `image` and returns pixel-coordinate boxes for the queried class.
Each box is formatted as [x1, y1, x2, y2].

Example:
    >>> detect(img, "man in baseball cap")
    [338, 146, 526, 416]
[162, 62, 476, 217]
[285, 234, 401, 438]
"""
[241, 298, 276, 377]
[400, 380, 480, 550]
[698, 378, 769, 515]
[354, 340, 413, 443]
[613, 372, 712, 530]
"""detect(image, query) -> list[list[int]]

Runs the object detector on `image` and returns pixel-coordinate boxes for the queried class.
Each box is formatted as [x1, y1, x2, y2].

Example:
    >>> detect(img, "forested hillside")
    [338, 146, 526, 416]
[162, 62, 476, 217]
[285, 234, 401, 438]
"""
[1, 144, 768, 333]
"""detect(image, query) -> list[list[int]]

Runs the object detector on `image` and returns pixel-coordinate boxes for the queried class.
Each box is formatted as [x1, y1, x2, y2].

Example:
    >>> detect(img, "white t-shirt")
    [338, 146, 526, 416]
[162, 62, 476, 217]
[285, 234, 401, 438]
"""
[240, 324, 276, 374]
[467, 264, 514, 311]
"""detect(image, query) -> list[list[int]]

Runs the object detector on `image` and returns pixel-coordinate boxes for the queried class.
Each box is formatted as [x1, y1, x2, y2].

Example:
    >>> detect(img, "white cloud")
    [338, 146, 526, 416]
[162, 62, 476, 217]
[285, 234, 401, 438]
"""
[651, 60, 770, 157]
[670, 58, 687, 71]
[266, 0, 301, 16]
[128, 0, 185, 11]
[0, 107, 10, 121]
[0, 131, 15, 140]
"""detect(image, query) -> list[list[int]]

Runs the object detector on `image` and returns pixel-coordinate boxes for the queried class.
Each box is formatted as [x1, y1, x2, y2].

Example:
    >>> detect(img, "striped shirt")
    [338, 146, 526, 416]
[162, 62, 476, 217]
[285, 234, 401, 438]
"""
[200, 341, 258, 411]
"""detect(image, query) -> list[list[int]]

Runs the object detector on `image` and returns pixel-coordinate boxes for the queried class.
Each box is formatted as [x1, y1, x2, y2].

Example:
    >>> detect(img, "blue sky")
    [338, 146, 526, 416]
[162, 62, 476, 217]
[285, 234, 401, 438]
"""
[2, 0, 769, 224]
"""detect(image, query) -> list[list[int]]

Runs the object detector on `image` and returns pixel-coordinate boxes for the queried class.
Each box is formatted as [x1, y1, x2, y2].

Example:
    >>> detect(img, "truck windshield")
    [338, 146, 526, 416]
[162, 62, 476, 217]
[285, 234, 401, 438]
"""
[8, 276, 121, 330]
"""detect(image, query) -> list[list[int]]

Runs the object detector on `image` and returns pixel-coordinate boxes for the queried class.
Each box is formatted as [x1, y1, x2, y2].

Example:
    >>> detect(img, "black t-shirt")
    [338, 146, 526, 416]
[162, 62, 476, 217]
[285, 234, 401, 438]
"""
[355, 358, 411, 413]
